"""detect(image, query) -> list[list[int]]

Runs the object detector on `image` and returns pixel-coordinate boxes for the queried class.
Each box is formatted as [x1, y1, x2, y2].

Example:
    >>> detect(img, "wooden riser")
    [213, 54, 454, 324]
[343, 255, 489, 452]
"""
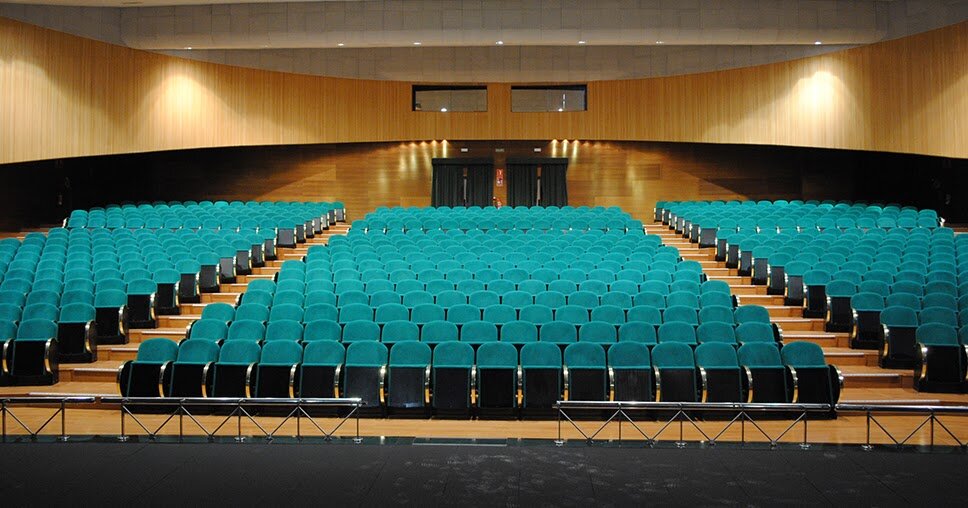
[201, 292, 242, 304]
[764, 305, 803, 318]
[128, 328, 187, 343]
[680, 252, 718, 262]
[701, 267, 736, 277]
[773, 318, 826, 332]
[709, 275, 751, 285]
[843, 372, 911, 389]
[824, 348, 880, 367]
[781, 331, 848, 348]
[735, 295, 787, 306]
[723, 284, 766, 296]
[95, 346, 139, 362]
[156, 315, 199, 329]
[238, 274, 276, 283]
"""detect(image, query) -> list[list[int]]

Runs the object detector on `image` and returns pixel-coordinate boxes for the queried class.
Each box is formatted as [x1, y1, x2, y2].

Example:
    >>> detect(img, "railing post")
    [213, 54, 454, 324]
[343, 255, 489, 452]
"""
[930, 411, 935, 448]
[2, 400, 6, 443]
[58, 400, 68, 442]
[236, 401, 244, 442]
[862, 410, 872, 451]
[119, 402, 129, 442]
[800, 411, 810, 450]
[178, 402, 184, 442]
[618, 410, 622, 444]
[555, 405, 564, 446]
[354, 401, 363, 444]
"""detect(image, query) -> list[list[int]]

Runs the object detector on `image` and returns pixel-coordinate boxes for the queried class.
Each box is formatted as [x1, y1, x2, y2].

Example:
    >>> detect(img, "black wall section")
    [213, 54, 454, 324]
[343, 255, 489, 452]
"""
[0, 141, 964, 231]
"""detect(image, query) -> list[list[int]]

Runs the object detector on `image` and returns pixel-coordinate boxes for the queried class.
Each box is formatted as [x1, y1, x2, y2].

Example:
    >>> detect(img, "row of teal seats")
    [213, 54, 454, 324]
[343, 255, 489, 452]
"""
[274, 266, 706, 287]
[118, 338, 841, 412]
[183, 316, 780, 347]
[250, 278, 722, 300]
[188, 300, 768, 329]
[238, 287, 736, 311]
[854, 302, 968, 372]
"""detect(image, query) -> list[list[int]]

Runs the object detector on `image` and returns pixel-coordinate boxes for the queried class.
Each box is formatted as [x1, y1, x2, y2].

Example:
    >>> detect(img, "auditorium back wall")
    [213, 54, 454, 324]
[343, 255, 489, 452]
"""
[0, 17, 965, 165]
[2, 140, 963, 231]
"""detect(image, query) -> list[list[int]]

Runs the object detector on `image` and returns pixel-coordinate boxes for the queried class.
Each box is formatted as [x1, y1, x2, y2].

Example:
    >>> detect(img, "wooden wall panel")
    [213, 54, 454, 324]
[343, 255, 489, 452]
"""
[0, 17, 965, 165]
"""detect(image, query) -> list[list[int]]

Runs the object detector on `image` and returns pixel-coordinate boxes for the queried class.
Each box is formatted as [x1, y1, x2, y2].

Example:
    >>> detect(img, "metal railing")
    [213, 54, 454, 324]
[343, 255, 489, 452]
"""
[1, 397, 96, 441]
[837, 404, 968, 449]
[2, 396, 968, 450]
[555, 401, 833, 448]
[99, 397, 365, 443]
[555, 401, 968, 450]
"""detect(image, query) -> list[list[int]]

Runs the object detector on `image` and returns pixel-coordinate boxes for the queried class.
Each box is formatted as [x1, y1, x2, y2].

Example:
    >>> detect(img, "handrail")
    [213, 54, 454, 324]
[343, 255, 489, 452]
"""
[556, 401, 832, 412]
[835, 404, 968, 415]
[1, 397, 96, 404]
[100, 397, 362, 407]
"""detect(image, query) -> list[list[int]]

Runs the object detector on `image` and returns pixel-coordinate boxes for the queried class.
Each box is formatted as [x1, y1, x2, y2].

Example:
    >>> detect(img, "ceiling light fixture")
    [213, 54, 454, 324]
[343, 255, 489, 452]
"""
[814, 41, 822, 45]
[413, 41, 422, 45]
[184, 46, 192, 50]
[337, 43, 344, 47]
[655, 40, 664, 44]
[577, 40, 586, 45]
[496, 40, 504, 45]
[440, 108, 448, 112]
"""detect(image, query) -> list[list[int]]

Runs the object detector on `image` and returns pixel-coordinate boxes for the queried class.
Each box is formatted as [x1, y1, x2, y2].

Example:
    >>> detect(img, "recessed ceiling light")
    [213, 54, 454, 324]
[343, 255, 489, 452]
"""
[184, 46, 192, 50]
[577, 40, 586, 45]
[337, 43, 344, 47]
[496, 40, 504, 45]
[557, 108, 564, 112]
[440, 108, 448, 112]
[655, 40, 664, 44]
[814, 41, 822, 45]
[413, 41, 422, 45]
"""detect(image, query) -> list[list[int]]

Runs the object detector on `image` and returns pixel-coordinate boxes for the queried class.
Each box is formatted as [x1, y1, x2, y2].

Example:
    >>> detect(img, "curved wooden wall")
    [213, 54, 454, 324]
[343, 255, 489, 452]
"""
[1, 17, 965, 165]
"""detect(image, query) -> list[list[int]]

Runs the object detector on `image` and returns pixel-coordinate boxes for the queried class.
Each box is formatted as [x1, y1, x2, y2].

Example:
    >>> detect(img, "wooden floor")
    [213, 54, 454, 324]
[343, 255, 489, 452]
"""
[2, 221, 967, 445]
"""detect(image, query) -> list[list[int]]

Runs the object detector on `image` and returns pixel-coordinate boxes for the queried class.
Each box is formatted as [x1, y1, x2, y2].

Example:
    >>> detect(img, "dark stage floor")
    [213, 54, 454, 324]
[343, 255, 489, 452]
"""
[1, 440, 965, 506]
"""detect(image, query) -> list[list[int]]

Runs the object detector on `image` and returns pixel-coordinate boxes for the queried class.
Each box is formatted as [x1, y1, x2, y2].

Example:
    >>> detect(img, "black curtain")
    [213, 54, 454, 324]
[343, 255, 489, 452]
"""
[505, 160, 539, 208]
[432, 158, 493, 207]
[431, 160, 466, 207]
[539, 159, 569, 207]
[465, 162, 495, 208]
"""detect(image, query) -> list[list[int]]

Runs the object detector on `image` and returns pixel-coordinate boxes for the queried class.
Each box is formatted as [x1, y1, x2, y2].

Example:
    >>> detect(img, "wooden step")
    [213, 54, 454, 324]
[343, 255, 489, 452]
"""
[772, 318, 825, 332]
[734, 294, 787, 306]
[708, 275, 751, 285]
[180, 303, 210, 315]
[201, 292, 242, 304]
[840, 365, 912, 389]
[128, 328, 186, 343]
[252, 266, 281, 275]
[764, 305, 803, 318]
[238, 274, 276, 283]
[823, 347, 879, 367]
[699, 267, 732, 277]
[95, 345, 139, 362]
[724, 284, 766, 296]
[781, 331, 846, 348]
[156, 315, 198, 329]
[59, 360, 125, 383]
